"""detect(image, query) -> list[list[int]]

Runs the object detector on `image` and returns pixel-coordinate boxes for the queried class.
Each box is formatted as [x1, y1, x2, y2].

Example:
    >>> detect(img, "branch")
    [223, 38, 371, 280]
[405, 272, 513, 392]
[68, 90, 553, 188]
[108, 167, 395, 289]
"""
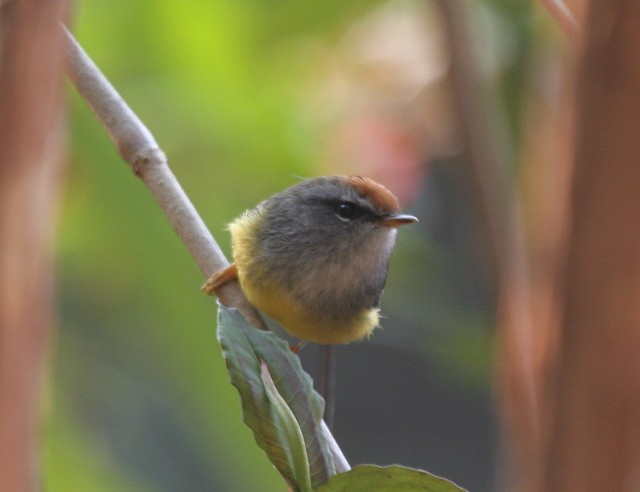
[62, 25, 266, 331]
[61, 25, 350, 474]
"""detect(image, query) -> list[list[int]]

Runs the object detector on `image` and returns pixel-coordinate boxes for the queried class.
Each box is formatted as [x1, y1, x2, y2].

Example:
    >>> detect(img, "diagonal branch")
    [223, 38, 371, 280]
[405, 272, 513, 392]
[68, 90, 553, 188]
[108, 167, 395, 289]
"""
[62, 26, 266, 331]
[61, 25, 350, 474]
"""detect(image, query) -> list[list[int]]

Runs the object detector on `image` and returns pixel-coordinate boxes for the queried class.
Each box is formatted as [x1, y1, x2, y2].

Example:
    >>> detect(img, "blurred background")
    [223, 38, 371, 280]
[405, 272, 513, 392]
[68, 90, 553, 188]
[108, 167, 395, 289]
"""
[47, 1, 568, 490]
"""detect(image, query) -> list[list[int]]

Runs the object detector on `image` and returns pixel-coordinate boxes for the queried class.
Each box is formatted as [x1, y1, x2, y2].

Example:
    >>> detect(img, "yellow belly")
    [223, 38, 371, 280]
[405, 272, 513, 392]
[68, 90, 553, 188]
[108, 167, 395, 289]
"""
[240, 272, 379, 344]
[229, 210, 379, 344]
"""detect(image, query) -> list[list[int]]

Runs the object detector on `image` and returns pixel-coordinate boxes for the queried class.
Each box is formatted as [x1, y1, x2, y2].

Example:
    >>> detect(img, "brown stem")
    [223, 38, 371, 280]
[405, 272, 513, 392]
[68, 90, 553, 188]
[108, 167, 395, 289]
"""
[543, 2, 640, 490]
[437, 1, 540, 485]
[0, 0, 70, 489]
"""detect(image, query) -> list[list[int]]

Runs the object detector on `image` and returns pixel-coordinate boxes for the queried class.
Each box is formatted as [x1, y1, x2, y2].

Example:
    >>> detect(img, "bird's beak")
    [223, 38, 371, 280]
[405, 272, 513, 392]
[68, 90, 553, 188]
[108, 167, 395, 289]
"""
[378, 214, 419, 228]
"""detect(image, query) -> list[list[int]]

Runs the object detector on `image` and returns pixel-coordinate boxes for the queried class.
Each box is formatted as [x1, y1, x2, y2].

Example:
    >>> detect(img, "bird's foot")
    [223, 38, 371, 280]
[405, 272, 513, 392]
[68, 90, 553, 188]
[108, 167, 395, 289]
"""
[201, 263, 238, 295]
[289, 340, 308, 353]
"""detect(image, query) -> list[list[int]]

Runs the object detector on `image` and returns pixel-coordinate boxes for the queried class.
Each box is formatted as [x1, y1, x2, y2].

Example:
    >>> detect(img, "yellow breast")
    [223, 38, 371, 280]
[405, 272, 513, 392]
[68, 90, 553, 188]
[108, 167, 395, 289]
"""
[229, 210, 379, 344]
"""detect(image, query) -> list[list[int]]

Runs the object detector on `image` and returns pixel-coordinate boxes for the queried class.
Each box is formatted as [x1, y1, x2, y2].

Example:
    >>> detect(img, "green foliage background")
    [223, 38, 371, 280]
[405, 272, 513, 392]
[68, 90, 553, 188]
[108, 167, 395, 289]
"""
[46, 1, 542, 490]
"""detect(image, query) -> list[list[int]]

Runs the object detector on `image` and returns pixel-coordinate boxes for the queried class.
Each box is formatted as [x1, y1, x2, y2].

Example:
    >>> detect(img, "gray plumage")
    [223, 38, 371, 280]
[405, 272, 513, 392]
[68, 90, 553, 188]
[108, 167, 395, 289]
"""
[251, 177, 398, 323]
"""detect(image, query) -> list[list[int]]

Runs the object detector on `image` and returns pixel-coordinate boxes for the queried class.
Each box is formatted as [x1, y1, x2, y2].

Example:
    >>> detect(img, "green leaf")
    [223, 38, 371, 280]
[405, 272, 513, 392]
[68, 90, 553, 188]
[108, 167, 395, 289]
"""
[217, 306, 336, 490]
[259, 360, 312, 492]
[317, 465, 468, 492]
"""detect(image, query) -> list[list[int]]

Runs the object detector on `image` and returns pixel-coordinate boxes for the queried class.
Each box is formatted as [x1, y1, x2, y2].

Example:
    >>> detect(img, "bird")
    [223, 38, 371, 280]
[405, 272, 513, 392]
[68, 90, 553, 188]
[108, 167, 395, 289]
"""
[202, 175, 418, 345]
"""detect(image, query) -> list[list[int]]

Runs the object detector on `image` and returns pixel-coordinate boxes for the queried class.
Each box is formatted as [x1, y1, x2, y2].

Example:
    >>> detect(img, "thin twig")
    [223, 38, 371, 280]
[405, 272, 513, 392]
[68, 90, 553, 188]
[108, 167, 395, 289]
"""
[321, 421, 349, 473]
[318, 345, 336, 430]
[61, 25, 350, 472]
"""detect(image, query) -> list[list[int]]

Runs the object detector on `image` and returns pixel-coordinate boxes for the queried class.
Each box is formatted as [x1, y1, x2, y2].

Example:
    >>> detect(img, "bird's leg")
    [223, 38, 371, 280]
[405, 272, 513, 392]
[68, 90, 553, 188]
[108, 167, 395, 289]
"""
[204, 268, 309, 355]
[201, 263, 238, 295]
[290, 340, 308, 353]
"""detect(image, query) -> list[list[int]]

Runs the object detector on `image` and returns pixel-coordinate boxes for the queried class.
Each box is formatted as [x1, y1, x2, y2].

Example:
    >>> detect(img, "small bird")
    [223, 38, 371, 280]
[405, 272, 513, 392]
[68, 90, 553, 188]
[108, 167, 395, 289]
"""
[203, 176, 418, 344]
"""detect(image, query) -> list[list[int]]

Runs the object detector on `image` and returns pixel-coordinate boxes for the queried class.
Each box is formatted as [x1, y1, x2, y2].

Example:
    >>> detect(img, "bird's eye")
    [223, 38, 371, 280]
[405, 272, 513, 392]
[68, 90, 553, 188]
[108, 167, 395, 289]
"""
[335, 202, 361, 220]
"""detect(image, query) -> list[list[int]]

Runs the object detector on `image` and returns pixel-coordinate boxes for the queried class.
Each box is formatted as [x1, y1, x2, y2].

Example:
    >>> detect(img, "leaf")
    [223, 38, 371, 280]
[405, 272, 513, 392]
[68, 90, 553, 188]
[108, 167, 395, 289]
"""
[217, 306, 336, 490]
[317, 465, 468, 492]
[260, 360, 312, 492]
